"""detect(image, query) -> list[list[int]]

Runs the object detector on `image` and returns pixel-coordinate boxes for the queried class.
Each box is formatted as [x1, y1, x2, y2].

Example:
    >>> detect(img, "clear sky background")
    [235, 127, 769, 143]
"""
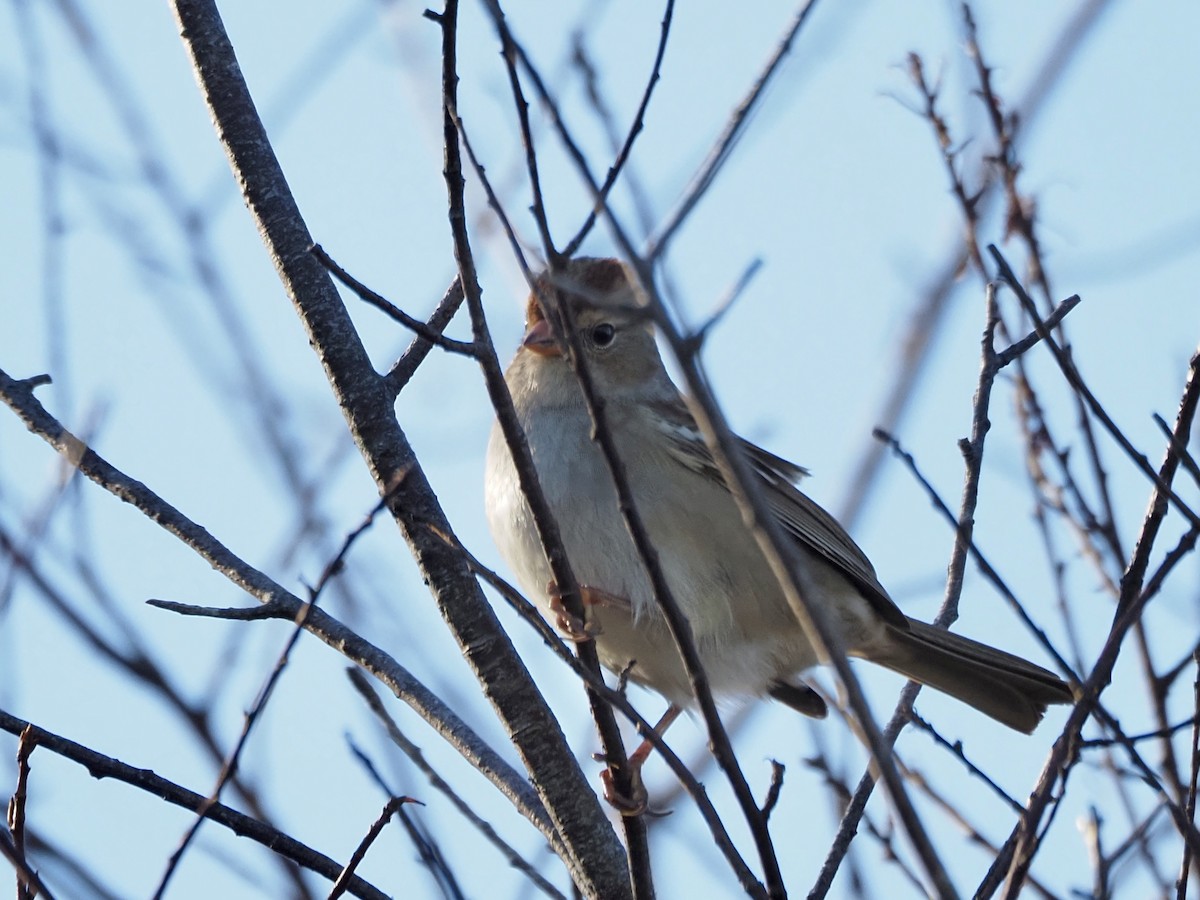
[2, 1, 1198, 898]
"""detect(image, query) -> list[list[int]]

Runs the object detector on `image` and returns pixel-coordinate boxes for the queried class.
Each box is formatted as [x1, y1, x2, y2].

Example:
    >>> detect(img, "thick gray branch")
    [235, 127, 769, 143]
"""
[167, 2, 627, 895]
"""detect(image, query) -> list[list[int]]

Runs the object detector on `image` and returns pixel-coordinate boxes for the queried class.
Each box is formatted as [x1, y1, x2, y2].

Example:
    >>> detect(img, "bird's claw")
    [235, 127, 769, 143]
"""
[547, 581, 632, 642]
[547, 583, 600, 642]
[600, 767, 649, 817]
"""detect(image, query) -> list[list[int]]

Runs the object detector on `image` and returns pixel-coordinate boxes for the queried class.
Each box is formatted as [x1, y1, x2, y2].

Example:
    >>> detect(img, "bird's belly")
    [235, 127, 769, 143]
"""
[485, 413, 884, 705]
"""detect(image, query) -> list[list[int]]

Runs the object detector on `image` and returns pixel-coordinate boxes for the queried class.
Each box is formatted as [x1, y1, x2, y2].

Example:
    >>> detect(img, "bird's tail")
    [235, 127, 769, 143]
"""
[873, 620, 1075, 733]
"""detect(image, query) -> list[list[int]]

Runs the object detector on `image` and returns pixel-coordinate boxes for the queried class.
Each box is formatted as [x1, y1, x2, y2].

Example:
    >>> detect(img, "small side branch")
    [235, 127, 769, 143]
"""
[312, 244, 477, 358]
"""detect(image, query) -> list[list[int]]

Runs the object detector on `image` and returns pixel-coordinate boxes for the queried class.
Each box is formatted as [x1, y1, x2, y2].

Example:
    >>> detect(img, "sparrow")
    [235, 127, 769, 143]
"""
[484, 257, 1072, 804]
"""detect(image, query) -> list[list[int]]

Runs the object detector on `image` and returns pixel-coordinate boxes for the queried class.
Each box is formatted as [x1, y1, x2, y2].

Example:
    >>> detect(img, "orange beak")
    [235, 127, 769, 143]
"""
[521, 318, 562, 357]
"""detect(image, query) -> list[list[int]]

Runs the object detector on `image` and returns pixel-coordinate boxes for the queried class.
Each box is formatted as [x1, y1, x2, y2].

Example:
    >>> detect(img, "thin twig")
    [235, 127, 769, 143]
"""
[152, 491, 400, 898]
[1079, 717, 1198, 749]
[145, 600, 285, 620]
[681, 258, 763, 357]
[871, 428, 1075, 676]
[386, 277, 467, 396]
[9, 726, 35, 900]
[348, 670, 570, 900]
[327, 796, 421, 900]
[1153, 412, 1200, 489]
[312, 244, 477, 357]
[343, 740, 465, 900]
[563, 0, 675, 257]
[0, 828, 57, 900]
[907, 714, 1023, 814]
[901, 766, 1064, 900]
[1177, 653, 1200, 898]
[646, 0, 820, 260]
[760, 761, 786, 821]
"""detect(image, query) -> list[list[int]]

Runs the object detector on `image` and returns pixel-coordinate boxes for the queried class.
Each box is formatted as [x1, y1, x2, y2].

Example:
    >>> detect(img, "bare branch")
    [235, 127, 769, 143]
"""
[152, 490, 398, 897]
[0, 365, 555, 845]
[165, 3, 633, 895]
[328, 796, 422, 900]
[312, 244, 478, 358]
[348, 670, 570, 900]
[386, 277, 467, 396]
[646, 1, 821, 260]
[0, 709, 387, 900]
[563, 0, 675, 257]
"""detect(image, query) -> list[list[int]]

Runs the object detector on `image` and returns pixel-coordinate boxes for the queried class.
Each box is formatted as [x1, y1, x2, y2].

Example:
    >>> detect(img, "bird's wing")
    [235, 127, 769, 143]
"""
[648, 396, 908, 628]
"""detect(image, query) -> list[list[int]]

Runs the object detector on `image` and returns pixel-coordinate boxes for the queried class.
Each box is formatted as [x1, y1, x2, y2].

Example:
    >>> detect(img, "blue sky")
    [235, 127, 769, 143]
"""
[2, 1, 1198, 897]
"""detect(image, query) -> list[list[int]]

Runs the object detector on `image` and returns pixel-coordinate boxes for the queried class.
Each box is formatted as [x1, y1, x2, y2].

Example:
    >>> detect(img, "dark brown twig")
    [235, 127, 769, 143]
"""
[1153, 412, 1200, 489]
[1178, 654, 1200, 898]
[870, 428, 1075, 675]
[343, 741, 465, 900]
[907, 714, 1023, 814]
[1079, 717, 1198, 750]
[563, 0, 675, 257]
[312, 245, 477, 357]
[9, 726, 35, 900]
[760, 761, 786, 820]
[645, 0, 820, 260]
[386, 277, 467, 396]
[0, 828, 57, 900]
[327, 796, 421, 900]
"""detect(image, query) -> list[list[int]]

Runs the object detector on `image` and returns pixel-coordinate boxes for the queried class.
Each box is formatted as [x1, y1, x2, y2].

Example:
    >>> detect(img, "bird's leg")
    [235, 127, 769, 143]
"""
[546, 582, 633, 642]
[600, 704, 683, 816]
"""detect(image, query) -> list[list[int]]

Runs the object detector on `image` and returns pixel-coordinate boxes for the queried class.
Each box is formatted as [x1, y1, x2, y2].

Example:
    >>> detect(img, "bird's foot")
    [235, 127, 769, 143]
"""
[546, 582, 632, 642]
[546, 582, 599, 642]
[600, 766, 649, 817]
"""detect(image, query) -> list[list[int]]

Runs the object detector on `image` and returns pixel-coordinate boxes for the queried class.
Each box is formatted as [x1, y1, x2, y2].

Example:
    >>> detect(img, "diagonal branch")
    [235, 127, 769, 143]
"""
[0, 709, 386, 900]
[166, 2, 629, 897]
[0, 367, 555, 845]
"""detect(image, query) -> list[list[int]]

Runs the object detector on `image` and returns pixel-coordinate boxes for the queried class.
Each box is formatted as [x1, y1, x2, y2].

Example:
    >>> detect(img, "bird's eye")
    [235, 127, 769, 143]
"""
[590, 322, 616, 348]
